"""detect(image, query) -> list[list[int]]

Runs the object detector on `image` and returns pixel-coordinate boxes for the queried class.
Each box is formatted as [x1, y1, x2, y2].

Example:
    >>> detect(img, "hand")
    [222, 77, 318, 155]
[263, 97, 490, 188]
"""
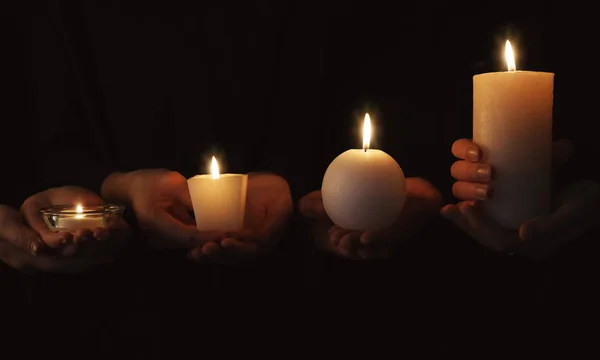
[441, 138, 598, 259]
[0, 205, 116, 273]
[20, 186, 130, 259]
[446, 138, 572, 202]
[300, 177, 442, 260]
[188, 173, 293, 263]
[441, 181, 600, 258]
[103, 169, 227, 249]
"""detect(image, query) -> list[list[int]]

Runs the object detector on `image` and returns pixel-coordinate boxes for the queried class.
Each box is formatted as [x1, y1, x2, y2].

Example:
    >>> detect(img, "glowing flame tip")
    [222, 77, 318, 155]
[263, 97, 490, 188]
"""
[362, 113, 371, 151]
[505, 40, 516, 72]
[211, 156, 220, 179]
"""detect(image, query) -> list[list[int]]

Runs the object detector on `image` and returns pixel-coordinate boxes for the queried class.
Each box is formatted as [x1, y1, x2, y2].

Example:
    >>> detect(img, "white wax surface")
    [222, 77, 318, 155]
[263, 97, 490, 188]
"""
[55, 216, 105, 231]
[473, 70, 554, 229]
[187, 174, 248, 232]
[322, 149, 406, 231]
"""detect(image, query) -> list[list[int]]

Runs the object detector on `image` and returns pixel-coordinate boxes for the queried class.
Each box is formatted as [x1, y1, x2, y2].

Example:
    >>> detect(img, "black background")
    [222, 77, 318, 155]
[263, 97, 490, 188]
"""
[2, 0, 599, 356]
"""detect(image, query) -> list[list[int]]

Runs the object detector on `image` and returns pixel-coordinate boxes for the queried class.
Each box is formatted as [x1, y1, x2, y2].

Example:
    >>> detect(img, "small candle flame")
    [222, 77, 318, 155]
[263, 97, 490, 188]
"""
[75, 204, 84, 219]
[505, 40, 516, 72]
[362, 113, 371, 152]
[211, 156, 220, 179]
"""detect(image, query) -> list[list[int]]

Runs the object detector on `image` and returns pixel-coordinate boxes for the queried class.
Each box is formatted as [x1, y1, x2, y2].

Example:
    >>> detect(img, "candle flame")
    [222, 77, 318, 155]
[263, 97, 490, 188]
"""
[505, 40, 516, 72]
[211, 156, 220, 179]
[362, 113, 371, 151]
[75, 204, 84, 219]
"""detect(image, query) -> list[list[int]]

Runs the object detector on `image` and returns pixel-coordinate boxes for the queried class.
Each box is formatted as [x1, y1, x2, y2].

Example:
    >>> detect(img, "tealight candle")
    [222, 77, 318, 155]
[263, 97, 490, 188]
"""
[41, 204, 123, 232]
[55, 204, 105, 230]
[321, 113, 406, 231]
[473, 40, 554, 229]
[188, 156, 248, 232]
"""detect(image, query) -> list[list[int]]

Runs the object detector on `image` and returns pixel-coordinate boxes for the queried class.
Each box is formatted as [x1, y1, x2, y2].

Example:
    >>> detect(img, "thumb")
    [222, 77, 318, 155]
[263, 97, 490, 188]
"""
[20, 196, 66, 247]
[519, 205, 574, 243]
[520, 180, 600, 243]
[299, 191, 329, 219]
[0, 205, 46, 255]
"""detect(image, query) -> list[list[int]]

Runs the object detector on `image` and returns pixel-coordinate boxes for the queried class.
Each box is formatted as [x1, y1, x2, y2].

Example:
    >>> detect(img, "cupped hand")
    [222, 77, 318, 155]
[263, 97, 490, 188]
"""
[0, 205, 117, 273]
[20, 186, 129, 258]
[300, 177, 442, 260]
[441, 138, 597, 259]
[448, 138, 573, 202]
[188, 173, 293, 263]
[121, 169, 227, 249]
[441, 180, 600, 258]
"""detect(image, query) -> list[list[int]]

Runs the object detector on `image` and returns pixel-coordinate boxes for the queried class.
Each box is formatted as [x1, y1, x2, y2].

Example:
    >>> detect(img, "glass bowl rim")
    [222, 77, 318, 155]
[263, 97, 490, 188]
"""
[40, 204, 125, 216]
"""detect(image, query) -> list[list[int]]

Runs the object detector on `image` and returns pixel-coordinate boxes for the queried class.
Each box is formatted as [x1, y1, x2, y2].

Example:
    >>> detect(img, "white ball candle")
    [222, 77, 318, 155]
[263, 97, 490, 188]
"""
[188, 156, 248, 232]
[322, 113, 406, 231]
[473, 40, 554, 229]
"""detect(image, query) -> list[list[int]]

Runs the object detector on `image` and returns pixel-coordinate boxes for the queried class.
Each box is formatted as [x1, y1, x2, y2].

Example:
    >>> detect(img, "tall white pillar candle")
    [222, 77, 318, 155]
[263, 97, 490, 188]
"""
[188, 156, 248, 232]
[473, 40, 554, 229]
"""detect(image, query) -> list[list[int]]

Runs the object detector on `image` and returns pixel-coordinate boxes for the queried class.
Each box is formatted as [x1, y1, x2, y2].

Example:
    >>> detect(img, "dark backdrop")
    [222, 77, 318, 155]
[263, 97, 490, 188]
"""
[2, 0, 599, 356]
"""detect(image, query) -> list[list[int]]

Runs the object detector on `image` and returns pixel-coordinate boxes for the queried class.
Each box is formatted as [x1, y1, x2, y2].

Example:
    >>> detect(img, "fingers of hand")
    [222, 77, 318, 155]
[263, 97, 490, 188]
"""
[443, 202, 518, 253]
[452, 139, 481, 162]
[188, 238, 257, 264]
[140, 208, 225, 248]
[188, 241, 220, 260]
[337, 231, 362, 259]
[20, 199, 66, 248]
[451, 160, 491, 183]
[221, 237, 258, 254]
[299, 191, 328, 219]
[0, 207, 46, 256]
[0, 240, 111, 274]
[327, 227, 392, 260]
[452, 182, 490, 201]
[440, 204, 471, 233]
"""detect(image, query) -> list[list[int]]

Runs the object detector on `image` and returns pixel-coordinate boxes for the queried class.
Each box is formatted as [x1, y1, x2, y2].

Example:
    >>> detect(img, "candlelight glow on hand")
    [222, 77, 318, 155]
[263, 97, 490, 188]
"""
[505, 40, 516, 72]
[321, 113, 406, 231]
[188, 155, 248, 232]
[363, 113, 371, 151]
[473, 39, 554, 229]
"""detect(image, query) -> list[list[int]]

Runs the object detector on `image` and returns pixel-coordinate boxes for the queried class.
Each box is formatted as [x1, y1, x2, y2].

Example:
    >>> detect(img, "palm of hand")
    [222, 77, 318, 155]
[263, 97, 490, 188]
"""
[314, 178, 441, 260]
[189, 173, 292, 262]
[446, 180, 600, 259]
[131, 171, 198, 247]
[242, 173, 293, 246]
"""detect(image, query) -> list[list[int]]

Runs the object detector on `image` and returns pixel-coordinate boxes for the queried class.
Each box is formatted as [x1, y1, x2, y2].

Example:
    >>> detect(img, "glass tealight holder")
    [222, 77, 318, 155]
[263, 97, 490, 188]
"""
[40, 204, 125, 232]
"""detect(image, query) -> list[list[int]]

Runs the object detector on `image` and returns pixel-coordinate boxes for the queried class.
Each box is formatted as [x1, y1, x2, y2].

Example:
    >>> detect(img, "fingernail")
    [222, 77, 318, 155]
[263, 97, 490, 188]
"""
[476, 165, 491, 181]
[30, 241, 42, 255]
[474, 185, 488, 200]
[466, 147, 479, 162]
